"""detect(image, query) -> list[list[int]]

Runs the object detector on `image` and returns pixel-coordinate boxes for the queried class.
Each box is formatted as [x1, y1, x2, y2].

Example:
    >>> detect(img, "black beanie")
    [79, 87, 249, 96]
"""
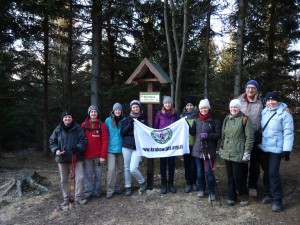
[61, 110, 73, 119]
[265, 92, 279, 101]
[184, 96, 197, 106]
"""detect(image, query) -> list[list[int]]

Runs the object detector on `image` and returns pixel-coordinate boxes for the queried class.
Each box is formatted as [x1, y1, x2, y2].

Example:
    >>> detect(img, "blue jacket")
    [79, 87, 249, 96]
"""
[105, 113, 126, 154]
[258, 103, 294, 154]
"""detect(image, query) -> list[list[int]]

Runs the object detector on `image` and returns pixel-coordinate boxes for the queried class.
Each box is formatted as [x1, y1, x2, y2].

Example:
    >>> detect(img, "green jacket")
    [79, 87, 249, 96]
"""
[220, 112, 254, 163]
[180, 106, 198, 147]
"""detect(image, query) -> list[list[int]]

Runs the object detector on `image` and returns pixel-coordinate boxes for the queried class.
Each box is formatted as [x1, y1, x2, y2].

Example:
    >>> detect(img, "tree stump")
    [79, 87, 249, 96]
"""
[0, 171, 49, 197]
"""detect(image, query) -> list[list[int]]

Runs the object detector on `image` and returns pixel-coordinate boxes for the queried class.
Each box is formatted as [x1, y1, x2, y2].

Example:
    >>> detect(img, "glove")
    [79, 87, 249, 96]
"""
[217, 148, 223, 156]
[280, 151, 290, 161]
[72, 147, 79, 154]
[242, 152, 250, 161]
[200, 133, 208, 140]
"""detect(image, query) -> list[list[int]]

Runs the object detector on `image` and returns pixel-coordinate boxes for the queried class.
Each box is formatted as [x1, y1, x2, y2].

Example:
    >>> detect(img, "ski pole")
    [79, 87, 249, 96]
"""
[208, 153, 222, 206]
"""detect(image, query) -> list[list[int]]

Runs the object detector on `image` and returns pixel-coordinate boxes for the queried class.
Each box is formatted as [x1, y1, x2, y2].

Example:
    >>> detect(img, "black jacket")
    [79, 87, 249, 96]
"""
[49, 121, 87, 163]
[121, 114, 148, 150]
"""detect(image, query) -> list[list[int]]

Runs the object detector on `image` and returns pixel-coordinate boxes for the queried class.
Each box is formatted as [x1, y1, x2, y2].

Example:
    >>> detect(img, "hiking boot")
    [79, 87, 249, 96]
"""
[75, 199, 87, 205]
[125, 187, 132, 196]
[272, 204, 283, 212]
[61, 200, 68, 207]
[192, 184, 198, 191]
[249, 188, 258, 197]
[138, 181, 147, 194]
[262, 196, 273, 204]
[115, 187, 122, 195]
[198, 191, 204, 198]
[227, 200, 235, 206]
[93, 193, 100, 198]
[161, 185, 167, 194]
[240, 200, 249, 207]
[168, 184, 177, 193]
[209, 194, 216, 201]
[106, 192, 113, 199]
[184, 185, 192, 193]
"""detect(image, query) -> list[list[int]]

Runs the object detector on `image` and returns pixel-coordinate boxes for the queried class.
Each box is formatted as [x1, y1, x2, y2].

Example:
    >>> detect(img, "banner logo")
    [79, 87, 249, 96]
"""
[151, 128, 172, 144]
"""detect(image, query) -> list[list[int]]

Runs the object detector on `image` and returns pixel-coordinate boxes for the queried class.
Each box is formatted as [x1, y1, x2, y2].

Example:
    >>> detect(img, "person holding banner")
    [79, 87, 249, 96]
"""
[154, 96, 179, 194]
[121, 100, 147, 196]
[180, 96, 198, 193]
[220, 99, 254, 207]
[191, 99, 221, 200]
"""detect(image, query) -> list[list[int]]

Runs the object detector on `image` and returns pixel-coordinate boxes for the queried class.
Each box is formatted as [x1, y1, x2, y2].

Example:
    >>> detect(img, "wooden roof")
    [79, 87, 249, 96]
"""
[125, 58, 172, 84]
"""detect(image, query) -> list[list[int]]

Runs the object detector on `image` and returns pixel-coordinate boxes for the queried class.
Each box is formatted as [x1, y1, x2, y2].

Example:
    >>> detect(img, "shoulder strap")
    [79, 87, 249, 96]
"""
[84, 121, 102, 135]
[262, 112, 276, 131]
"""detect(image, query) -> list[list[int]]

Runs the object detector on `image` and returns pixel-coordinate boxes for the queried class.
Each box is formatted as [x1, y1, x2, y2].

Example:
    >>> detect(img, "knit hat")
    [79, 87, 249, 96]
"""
[130, 100, 141, 109]
[199, 99, 211, 109]
[265, 92, 279, 101]
[163, 96, 173, 104]
[184, 96, 197, 106]
[229, 99, 242, 109]
[88, 105, 99, 115]
[245, 80, 259, 90]
[61, 110, 73, 119]
[112, 103, 122, 111]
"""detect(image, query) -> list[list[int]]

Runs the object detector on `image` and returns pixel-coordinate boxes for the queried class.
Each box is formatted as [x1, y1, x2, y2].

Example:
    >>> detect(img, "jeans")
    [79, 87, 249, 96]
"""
[262, 152, 282, 206]
[248, 145, 265, 189]
[225, 160, 248, 201]
[195, 157, 215, 194]
[122, 147, 145, 188]
[160, 156, 175, 185]
[183, 148, 197, 186]
[58, 161, 84, 201]
[106, 153, 123, 193]
[83, 157, 102, 198]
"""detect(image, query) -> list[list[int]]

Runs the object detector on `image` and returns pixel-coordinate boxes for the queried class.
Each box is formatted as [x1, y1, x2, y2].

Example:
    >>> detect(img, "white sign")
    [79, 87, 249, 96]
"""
[139, 92, 160, 104]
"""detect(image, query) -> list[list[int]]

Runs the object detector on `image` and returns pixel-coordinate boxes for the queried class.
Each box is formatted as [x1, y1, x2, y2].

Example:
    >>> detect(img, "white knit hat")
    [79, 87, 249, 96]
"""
[199, 99, 211, 109]
[229, 99, 242, 109]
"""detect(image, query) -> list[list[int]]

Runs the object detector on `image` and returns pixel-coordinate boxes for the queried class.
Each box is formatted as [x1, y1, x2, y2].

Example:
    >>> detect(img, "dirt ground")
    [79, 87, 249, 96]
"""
[0, 147, 299, 225]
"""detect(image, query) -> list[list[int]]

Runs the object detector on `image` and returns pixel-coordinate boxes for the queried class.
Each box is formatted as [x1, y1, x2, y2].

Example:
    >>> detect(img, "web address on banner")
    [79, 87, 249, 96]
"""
[143, 145, 183, 152]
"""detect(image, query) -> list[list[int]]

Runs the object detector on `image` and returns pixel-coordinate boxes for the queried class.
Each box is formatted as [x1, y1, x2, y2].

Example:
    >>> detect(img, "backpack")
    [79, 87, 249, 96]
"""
[84, 121, 102, 138]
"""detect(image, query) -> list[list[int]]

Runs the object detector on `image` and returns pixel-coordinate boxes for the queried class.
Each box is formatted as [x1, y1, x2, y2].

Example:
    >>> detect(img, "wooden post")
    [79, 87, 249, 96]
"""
[147, 83, 154, 190]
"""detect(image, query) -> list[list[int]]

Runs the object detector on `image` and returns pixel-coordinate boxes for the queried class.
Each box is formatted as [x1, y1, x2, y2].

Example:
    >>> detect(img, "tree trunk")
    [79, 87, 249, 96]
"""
[203, 1, 211, 99]
[42, 14, 49, 153]
[91, 0, 102, 110]
[66, 0, 74, 109]
[164, 0, 175, 101]
[171, 0, 190, 111]
[234, 0, 247, 97]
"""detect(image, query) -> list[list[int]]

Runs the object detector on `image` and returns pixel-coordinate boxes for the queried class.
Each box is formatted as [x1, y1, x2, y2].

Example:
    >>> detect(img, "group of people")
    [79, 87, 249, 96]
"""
[49, 79, 294, 213]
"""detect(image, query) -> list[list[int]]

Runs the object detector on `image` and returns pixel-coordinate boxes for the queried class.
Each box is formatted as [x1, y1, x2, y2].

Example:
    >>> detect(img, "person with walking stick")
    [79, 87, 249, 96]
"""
[49, 110, 88, 207]
[190, 99, 221, 201]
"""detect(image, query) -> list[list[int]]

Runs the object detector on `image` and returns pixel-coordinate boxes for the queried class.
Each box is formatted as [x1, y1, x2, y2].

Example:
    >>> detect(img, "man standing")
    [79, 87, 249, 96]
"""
[238, 80, 264, 197]
[49, 110, 88, 206]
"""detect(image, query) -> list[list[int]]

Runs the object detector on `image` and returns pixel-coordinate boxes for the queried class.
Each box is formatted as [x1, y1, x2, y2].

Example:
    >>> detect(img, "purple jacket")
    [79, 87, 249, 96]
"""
[154, 110, 179, 129]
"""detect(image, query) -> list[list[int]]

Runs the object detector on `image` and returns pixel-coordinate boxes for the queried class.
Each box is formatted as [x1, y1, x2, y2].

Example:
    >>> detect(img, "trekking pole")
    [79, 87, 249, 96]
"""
[203, 153, 213, 206]
[208, 153, 222, 206]
[72, 153, 76, 206]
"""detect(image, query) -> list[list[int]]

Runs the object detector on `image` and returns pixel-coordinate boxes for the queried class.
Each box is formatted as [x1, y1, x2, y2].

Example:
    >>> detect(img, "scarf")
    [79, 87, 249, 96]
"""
[181, 107, 198, 119]
[198, 112, 209, 121]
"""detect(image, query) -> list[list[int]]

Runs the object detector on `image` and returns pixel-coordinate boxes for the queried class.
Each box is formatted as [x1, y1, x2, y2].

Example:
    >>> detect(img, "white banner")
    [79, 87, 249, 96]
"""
[133, 117, 190, 158]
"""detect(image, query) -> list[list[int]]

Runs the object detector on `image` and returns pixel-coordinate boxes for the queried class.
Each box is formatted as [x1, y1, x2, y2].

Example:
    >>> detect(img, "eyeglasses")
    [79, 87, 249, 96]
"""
[246, 86, 257, 90]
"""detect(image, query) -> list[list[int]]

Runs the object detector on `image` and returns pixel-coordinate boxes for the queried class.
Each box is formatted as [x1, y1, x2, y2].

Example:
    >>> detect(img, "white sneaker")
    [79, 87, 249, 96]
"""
[249, 188, 257, 197]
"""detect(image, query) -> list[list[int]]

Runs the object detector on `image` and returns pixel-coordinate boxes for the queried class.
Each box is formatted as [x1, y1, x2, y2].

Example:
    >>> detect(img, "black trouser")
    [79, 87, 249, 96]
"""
[225, 160, 248, 201]
[262, 152, 282, 206]
[248, 144, 265, 189]
[183, 149, 197, 186]
[160, 156, 175, 185]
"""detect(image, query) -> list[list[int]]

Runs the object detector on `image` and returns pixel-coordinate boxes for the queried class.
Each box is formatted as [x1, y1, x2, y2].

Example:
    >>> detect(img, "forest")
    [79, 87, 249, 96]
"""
[0, 0, 300, 153]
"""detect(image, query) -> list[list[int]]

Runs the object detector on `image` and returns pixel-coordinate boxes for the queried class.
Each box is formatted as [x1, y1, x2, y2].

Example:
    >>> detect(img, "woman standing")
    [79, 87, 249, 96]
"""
[259, 92, 294, 212]
[154, 96, 179, 194]
[220, 99, 254, 207]
[180, 96, 198, 193]
[121, 100, 147, 196]
[105, 103, 126, 199]
[191, 99, 221, 200]
[81, 105, 108, 199]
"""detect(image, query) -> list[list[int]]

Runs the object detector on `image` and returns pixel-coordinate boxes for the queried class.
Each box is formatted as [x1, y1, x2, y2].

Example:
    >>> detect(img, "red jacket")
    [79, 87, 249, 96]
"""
[81, 119, 108, 159]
